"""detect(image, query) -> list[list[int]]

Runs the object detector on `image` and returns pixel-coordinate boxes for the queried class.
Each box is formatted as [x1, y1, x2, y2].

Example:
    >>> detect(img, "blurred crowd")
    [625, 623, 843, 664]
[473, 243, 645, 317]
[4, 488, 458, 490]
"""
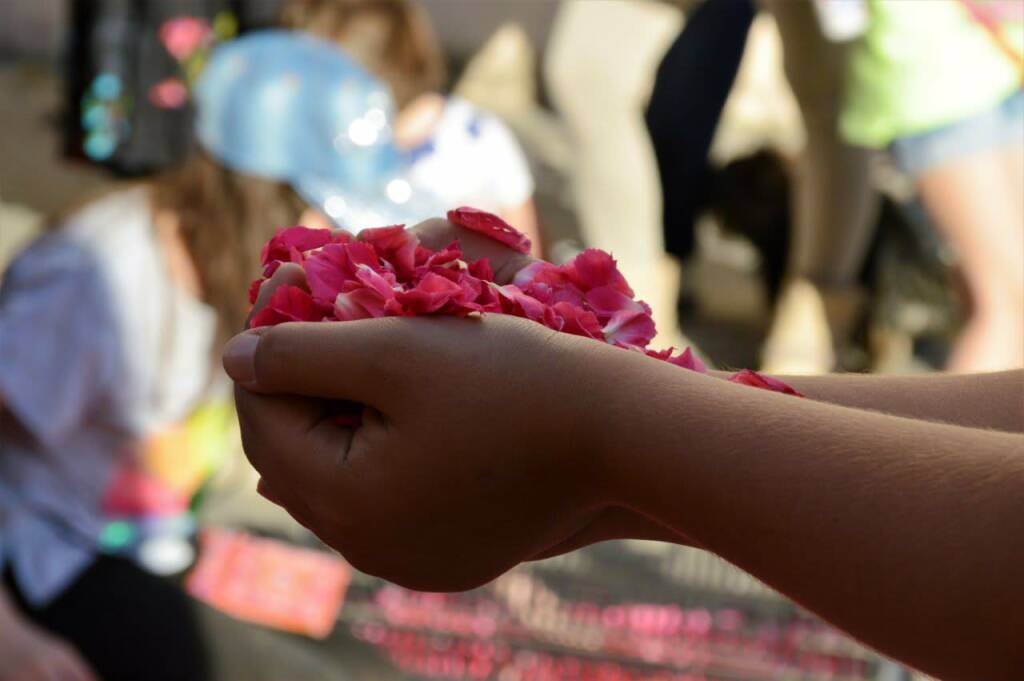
[0, 1, 1020, 680]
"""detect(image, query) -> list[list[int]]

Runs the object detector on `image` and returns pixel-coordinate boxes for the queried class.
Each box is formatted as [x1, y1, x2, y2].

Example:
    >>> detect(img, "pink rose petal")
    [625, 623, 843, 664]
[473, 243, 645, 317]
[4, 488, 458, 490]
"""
[647, 346, 707, 372]
[564, 249, 633, 297]
[249, 286, 326, 328]
[159, 17, 211, 60]
[261, 226, 333, 268]
[669, 347, 707, 373]
[395, 272, 466, 314]
[359, 225, 416, 277]
[447, 207, 532, 254]
[728, 369, 804, 397]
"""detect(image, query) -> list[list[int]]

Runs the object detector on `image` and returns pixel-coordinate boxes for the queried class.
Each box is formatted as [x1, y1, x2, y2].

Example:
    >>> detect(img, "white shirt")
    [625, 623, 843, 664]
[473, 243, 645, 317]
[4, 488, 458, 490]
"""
[405, 97, 534, 213]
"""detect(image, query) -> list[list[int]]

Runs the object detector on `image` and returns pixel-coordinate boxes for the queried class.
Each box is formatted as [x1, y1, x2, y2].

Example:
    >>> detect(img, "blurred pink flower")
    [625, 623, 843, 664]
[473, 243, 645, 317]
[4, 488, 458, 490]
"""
[148, 78, 189, 109]
[159, 16, 211, 60]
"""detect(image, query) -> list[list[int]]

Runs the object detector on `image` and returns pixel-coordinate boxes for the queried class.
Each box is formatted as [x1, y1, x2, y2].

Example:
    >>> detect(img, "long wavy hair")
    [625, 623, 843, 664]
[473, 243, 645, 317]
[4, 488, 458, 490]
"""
[280, 0, 447, 110]
[150, 151, 306, 347]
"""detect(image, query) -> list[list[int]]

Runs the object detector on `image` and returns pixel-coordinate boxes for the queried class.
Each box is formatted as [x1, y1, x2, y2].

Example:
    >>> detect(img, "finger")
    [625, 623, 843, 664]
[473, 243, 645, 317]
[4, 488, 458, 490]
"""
[410, 218, 537, 284]
[224, 317, 415, 404]
[234, 385, 353, 499]
[246, 262, 308, 328]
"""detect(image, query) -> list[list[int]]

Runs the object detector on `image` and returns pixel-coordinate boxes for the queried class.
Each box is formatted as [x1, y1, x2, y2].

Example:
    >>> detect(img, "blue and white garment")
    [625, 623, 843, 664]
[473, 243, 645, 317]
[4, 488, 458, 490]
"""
[405, 96, 535, 214]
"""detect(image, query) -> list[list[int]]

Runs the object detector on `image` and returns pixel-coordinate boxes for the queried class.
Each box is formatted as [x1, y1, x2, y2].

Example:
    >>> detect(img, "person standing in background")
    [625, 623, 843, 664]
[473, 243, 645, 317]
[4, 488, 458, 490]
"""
[758, 0, 880, 374]
[646, 0, 759, 278]
[543, 0, 688, 348]
[841, 0, 1024, 372]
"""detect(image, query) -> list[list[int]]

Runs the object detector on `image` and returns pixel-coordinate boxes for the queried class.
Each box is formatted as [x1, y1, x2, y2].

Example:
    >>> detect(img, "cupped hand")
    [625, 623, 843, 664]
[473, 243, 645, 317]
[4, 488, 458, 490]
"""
[229, 218, 688, 589]
[228, 312, 631, 590]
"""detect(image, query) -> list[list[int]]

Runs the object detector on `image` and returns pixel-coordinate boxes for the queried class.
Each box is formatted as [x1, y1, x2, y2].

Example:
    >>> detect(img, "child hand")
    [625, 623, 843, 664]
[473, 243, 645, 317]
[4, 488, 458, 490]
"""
[233, 217, 690, 588]
[227, 313, 630, 590]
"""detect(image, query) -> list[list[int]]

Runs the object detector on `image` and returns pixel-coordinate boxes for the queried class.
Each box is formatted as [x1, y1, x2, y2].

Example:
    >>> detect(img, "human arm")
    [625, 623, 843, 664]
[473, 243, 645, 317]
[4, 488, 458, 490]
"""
[607, 349, 1024, 681]
[711, 369, 1024, 433]
[226, 311, 1024, 681]
[416, 215, 1024, 434]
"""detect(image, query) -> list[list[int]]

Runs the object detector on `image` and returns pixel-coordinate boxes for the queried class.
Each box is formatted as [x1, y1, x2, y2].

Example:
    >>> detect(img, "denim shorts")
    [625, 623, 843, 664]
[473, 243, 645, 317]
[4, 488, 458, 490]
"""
[890, 89, 1024, 178]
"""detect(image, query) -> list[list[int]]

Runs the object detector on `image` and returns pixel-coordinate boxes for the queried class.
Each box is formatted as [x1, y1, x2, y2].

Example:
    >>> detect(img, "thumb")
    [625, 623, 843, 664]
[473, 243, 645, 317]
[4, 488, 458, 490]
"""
[410, 218, 537, 284]
[223, 318, 406, 406]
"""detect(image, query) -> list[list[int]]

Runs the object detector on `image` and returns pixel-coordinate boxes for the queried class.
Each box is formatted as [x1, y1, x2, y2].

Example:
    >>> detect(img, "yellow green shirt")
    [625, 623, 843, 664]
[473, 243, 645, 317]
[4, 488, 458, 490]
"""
[842, 0, 1023, 148]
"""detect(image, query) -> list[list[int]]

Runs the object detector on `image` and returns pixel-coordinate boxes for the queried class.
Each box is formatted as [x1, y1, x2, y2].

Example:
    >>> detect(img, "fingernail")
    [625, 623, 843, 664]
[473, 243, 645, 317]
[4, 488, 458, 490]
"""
[223, 331, 260, 387]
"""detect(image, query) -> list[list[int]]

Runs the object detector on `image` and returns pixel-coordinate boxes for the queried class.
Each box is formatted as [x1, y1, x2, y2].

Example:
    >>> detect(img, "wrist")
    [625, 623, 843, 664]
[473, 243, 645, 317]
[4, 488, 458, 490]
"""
[595, 355, 718, 524]
[579, 347, 687, 511]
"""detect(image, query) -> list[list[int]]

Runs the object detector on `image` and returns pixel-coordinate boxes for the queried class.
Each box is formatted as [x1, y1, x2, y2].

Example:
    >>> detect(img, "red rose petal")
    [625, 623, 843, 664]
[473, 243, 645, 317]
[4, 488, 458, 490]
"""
[646, 346, 707, 372]
[359, 225, 416, 277]
[396, 273, 467, 314]
[248, 277, 263, 305]
[728, 369, 804, 397]
[260, 226, 333, 267]
[564, 249, 633, 297]
[447, 207, 532, 254]
[249, 286, 326, 328]
[668, 347, 707, 373]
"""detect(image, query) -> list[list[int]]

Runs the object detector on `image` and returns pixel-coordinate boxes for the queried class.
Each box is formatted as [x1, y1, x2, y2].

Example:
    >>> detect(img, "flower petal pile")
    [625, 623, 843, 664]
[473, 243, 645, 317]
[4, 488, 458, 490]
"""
[249, 207, 801, 398]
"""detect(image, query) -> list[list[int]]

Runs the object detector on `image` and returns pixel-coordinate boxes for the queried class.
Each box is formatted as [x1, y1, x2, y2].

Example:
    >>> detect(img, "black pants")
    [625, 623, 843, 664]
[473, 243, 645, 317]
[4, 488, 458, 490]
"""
[646, 0, 756, 261]
[6, 555, 209, 681]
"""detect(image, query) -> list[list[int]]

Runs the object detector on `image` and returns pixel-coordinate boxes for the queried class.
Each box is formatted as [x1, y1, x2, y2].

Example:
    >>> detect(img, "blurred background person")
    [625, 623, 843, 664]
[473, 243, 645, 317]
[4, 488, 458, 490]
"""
[0, 30, 425, 681]
[282, 0, 541, 254]
[756, 0, 880, 375]
[646, 0, 759, 306]
[841, 0, 1024, 372]
[543, 0, 690, 348]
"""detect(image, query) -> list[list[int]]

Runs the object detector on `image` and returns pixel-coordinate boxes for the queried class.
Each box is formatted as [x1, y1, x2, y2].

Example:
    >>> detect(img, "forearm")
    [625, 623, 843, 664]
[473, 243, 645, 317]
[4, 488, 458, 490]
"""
[709, 369, 1024, 432]
[600, 359, 1024, 680]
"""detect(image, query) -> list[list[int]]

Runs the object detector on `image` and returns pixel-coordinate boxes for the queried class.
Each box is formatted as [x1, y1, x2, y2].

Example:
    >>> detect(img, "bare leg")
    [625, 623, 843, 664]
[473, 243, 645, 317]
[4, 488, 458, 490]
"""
[915, 141, 1024, 372]
[544, 0, 687, 348]
[760, 0, 878, 373]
